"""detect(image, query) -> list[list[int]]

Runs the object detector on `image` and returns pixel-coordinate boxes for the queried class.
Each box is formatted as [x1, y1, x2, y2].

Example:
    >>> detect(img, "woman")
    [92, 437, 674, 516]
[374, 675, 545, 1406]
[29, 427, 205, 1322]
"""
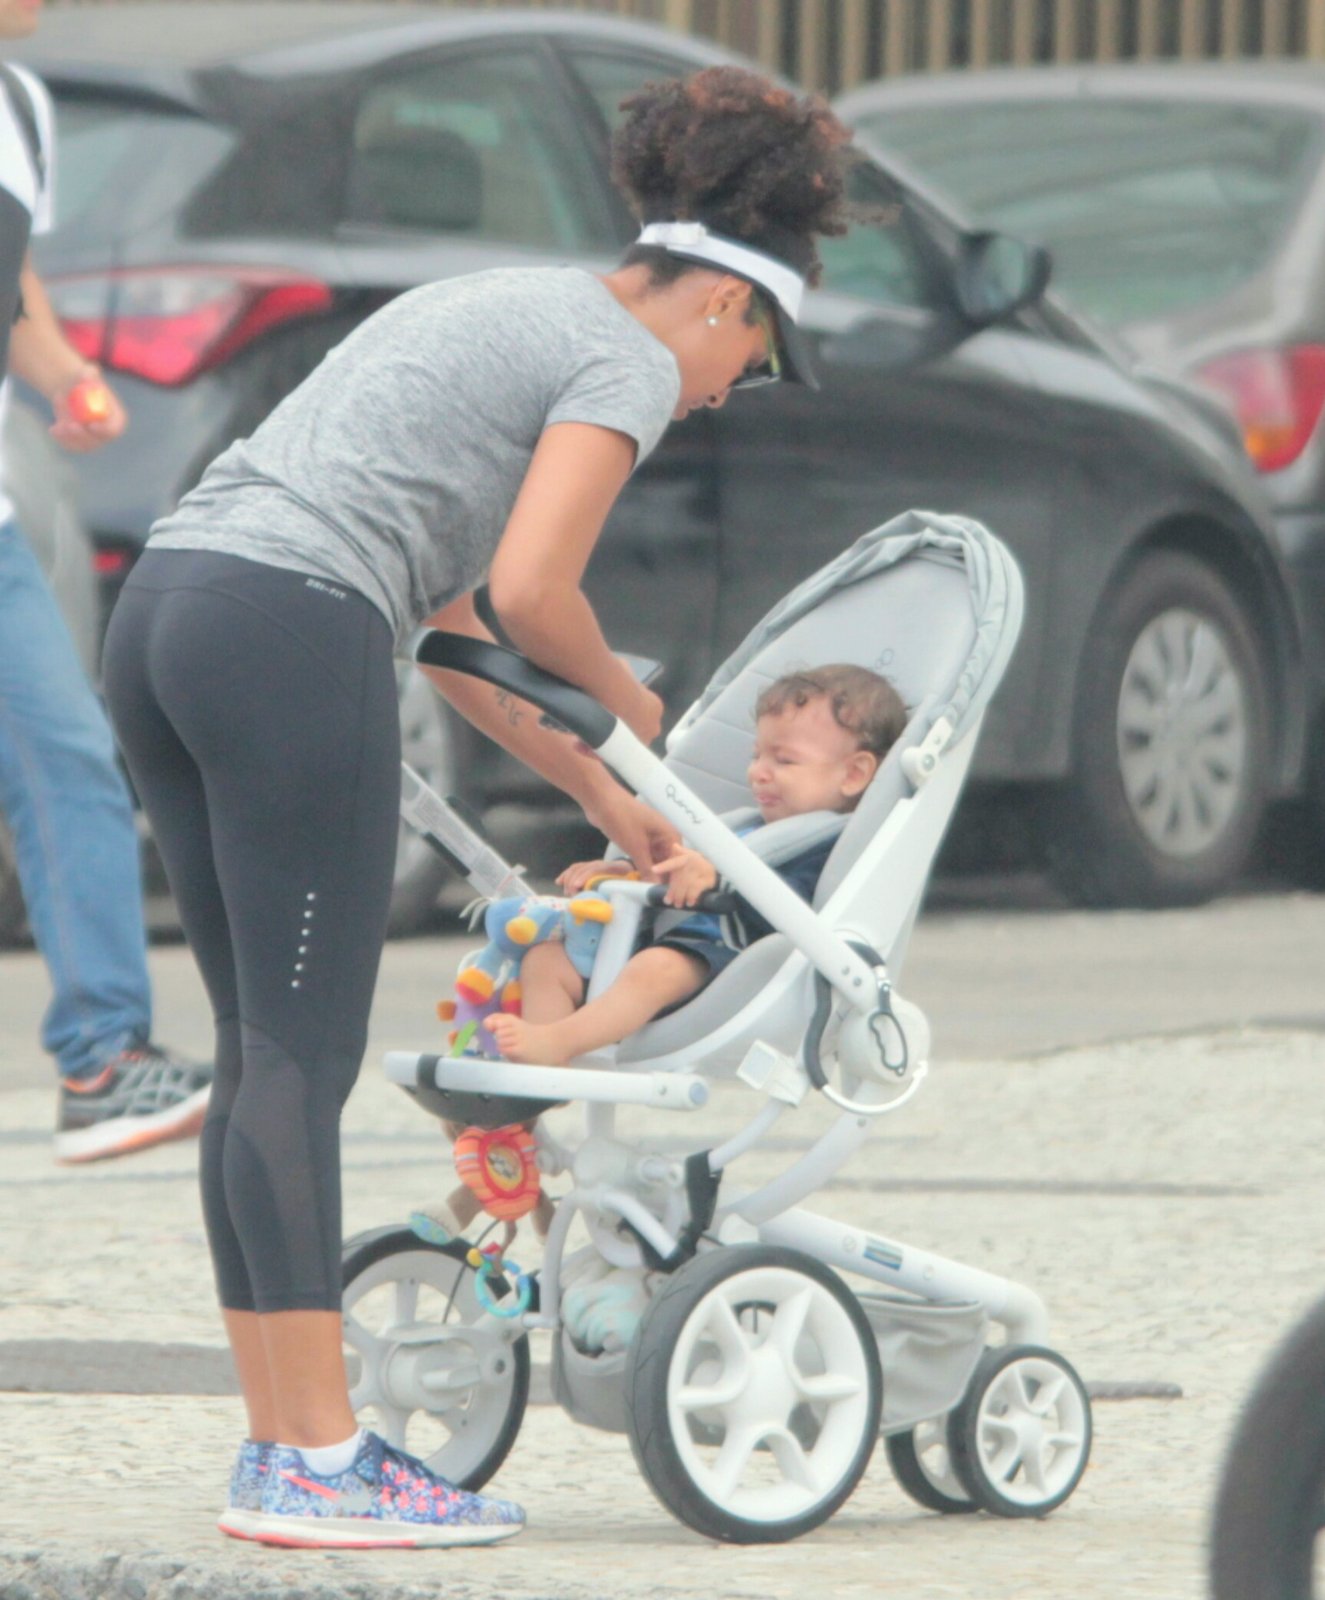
[103, 66, 849, 1549]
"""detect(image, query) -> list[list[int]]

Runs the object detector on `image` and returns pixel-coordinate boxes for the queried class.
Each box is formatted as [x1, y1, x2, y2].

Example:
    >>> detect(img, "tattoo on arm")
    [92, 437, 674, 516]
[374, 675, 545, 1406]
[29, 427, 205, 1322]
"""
[495, 690, 523, 729]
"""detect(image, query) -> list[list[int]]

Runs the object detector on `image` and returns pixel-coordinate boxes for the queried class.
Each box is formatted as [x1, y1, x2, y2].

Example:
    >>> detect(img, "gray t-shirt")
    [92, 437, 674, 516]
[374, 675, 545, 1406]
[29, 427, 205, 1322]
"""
[148, 267, 680, 643]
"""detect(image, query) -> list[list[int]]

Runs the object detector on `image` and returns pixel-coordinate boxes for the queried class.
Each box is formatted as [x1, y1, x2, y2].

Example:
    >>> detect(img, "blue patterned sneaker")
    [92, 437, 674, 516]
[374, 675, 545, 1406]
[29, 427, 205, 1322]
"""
[251, 1431, 524, 1548]
[217, 1439, 272, 1540]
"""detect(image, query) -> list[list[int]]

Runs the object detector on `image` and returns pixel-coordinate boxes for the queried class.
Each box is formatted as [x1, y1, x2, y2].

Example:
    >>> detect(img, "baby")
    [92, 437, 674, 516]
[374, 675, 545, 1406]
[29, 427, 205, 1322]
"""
[488, 663, 907, 1066]
[418, 664, 906, 1247]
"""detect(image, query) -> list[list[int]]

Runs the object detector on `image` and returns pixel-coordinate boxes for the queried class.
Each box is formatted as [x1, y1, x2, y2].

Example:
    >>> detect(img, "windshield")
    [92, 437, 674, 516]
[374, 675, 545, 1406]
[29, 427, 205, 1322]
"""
[856, 97, 1323, 324]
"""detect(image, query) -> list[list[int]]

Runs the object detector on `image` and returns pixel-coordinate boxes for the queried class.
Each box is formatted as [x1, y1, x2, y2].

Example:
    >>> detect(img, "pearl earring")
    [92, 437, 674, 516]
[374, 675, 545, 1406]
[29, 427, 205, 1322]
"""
[706, 315, 720, 327]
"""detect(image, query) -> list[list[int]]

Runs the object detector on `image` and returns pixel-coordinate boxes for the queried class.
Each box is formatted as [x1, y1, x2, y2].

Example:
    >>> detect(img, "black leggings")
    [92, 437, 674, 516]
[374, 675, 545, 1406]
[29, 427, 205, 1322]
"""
[103, 550, 400, 1312]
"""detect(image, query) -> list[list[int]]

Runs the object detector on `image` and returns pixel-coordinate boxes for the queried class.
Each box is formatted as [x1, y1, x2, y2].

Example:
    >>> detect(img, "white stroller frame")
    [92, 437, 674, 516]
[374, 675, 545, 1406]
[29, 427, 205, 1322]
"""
[346, 512, 1093, 1541]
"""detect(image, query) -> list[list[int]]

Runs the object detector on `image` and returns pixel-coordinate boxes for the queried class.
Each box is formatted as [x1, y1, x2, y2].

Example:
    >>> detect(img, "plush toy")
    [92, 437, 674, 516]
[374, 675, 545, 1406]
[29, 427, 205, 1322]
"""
[437, 889, 616, 1059]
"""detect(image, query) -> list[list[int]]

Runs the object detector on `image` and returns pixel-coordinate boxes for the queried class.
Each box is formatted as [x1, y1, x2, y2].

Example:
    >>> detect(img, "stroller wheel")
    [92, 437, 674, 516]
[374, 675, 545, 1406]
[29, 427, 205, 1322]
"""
[948, 1345, 1092, 1517]
[886, 1420, 978, 1514]
[625, 1245, 882, 1543]
[341, 1226, 529, 1492]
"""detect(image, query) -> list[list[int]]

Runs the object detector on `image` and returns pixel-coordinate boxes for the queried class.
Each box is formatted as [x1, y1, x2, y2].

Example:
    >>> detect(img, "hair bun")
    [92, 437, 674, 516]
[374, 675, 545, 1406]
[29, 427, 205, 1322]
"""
[611, 67, 851, 285]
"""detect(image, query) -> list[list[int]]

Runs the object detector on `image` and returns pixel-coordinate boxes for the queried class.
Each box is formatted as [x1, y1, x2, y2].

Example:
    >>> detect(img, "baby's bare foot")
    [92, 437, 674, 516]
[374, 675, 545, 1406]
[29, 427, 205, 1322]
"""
[486, 1013, 575, 1065]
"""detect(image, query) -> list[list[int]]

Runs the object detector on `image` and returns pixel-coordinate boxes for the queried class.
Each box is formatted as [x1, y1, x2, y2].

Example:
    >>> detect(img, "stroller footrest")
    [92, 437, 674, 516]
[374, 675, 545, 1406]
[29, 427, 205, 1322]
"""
[384, 1052, 710, 1112]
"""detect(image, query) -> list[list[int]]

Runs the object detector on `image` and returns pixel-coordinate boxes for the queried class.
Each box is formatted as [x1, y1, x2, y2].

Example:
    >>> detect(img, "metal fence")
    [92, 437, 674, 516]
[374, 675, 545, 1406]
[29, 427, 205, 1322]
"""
[46, 1, 1325, 92]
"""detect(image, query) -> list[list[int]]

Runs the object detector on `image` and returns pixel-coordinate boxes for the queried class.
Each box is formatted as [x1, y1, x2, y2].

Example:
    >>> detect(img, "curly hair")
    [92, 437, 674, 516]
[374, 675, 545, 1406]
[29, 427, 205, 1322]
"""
[756, 665, 907, 761]
[611, 66, 851, 286]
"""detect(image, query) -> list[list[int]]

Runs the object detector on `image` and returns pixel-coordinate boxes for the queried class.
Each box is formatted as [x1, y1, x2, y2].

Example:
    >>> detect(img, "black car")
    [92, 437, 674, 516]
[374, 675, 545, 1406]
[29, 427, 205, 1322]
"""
[12, 2, 1310, 916]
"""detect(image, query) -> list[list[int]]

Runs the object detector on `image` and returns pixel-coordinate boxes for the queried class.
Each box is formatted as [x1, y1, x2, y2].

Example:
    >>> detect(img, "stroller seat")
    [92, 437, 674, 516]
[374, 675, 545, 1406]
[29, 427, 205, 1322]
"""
[607, 511, 1020, 1073]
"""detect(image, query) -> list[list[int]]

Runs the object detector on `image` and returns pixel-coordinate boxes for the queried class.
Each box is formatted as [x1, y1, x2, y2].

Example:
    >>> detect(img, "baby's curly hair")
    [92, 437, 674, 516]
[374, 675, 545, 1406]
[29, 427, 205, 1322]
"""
[611, 66, 851, 286]
[757, 665, 907, 762]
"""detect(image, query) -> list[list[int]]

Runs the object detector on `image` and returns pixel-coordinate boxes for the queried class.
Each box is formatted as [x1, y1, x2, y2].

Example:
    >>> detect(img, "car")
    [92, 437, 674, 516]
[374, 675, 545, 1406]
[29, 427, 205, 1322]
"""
[835, 61, 1325, 862]
[10, 4, 1310, 910]
[0, 394, 100, 942]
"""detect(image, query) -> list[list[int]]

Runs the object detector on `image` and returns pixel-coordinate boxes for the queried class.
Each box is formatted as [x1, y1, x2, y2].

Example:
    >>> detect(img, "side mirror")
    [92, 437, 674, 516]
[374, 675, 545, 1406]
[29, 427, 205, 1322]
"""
[954, 231, 1052, 326]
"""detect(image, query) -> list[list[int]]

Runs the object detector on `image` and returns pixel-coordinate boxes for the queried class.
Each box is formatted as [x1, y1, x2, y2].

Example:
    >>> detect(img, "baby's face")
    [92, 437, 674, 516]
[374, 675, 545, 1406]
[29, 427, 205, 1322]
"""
[747, 699, 871, 822]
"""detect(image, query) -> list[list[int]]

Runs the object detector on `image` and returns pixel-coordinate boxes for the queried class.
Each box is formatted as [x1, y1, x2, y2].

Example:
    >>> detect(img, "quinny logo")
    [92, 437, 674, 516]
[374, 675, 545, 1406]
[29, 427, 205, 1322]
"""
[664, 783, 701, 824]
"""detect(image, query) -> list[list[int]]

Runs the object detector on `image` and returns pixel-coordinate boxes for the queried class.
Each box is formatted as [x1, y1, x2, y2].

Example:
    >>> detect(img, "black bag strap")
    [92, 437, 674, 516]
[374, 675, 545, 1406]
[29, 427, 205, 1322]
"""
[0, 64, 46, 192]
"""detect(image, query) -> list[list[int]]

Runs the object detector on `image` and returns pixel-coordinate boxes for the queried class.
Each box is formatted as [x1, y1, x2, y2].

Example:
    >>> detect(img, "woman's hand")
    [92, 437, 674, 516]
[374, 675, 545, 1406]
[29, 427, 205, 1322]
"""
[581, 787, 679, 878]
[557, 858, 633, 895]
[655, 846, 719, 909]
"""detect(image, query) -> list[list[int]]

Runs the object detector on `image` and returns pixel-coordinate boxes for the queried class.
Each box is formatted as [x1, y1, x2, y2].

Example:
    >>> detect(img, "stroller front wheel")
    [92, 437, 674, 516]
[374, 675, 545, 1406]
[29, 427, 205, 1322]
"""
[947, 1344, 1092, 1517]
[625, 1245, 882, 1543]
[886, 1420, 978, 1515]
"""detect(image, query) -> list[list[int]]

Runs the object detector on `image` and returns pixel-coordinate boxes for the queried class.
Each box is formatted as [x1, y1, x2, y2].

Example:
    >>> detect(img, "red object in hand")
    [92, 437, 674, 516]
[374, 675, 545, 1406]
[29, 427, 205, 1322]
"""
[66, 378, 114, 426]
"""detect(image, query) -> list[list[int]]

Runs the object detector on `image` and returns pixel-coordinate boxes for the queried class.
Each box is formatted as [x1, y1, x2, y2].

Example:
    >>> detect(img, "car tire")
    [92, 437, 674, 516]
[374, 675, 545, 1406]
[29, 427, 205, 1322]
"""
[1047, 550, 1270, 907]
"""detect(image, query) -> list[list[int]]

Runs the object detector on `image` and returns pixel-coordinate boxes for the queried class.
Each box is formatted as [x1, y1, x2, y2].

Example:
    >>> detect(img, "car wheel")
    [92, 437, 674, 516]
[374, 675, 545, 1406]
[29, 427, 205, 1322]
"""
[388, 664, 467, 936]
[1047, 550, 1269, 907]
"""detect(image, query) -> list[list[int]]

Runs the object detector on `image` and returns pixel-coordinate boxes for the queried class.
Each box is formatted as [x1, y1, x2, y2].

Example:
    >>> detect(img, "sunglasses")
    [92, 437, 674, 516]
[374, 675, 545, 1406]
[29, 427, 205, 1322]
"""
[730, 298, 784, 391]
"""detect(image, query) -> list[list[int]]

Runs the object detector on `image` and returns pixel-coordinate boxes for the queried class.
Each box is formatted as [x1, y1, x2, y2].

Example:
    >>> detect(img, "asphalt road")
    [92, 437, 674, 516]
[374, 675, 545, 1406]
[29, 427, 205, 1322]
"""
[4, 875, 1323, 1093]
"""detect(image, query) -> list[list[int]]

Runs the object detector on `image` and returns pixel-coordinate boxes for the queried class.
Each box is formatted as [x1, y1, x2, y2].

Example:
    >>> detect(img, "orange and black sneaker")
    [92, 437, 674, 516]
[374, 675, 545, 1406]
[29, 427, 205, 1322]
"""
[54, 1041, 211, 1164]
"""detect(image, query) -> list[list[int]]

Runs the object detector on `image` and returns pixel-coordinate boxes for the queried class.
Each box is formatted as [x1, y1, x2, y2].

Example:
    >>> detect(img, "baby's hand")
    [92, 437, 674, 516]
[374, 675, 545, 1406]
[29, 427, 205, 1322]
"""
[654, 848, 718, 909]
[558, 858, 632, 895]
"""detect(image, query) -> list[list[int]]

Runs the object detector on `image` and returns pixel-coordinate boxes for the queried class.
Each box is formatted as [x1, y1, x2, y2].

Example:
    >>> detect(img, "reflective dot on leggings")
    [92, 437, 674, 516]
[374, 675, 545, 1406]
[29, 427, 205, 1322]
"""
[291, 980, 301, 989]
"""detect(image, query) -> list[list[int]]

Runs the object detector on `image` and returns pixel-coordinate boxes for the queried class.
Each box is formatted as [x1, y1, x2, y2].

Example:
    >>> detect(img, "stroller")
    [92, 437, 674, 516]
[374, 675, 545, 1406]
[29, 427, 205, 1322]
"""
[340, 511, 1093, 1544]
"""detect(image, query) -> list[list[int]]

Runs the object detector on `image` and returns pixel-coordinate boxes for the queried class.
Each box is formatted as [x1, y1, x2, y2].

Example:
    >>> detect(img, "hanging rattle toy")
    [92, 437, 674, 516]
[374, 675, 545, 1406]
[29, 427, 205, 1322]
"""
[468, 1241, 535, 1320]
[451, 1122, 543, 1222]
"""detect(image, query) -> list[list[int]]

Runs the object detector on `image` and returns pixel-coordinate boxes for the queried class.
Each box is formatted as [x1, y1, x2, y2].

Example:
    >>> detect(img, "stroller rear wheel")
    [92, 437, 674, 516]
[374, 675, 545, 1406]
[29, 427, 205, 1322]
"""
[341, 1226, 529, 1492]
[947, 1344, 1091, 1517]
[886, 1420, 978, 1514]
[625, 1245, 882, 1543]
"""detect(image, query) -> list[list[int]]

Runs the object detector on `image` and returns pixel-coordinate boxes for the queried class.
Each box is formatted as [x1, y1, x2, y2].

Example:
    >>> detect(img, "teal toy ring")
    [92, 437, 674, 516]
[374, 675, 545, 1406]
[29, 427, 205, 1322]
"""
[469, 1248, 534, 1319]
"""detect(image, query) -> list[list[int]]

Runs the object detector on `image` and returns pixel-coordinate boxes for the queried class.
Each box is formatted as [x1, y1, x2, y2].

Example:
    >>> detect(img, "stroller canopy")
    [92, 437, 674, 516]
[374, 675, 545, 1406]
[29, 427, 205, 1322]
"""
[672, 509, 1024, 757]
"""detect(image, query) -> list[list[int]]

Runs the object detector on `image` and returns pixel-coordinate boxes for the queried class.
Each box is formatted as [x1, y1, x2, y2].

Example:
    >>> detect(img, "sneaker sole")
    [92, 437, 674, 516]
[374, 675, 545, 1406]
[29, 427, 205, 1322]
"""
[54, 1086, 211, 1165]
[217, 1506, 261, 1540]
[246, 1512, 524, 1549]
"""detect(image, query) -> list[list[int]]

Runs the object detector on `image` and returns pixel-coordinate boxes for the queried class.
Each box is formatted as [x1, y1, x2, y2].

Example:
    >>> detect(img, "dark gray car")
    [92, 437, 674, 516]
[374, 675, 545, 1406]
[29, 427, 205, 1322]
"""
[836, 61, 1325, 856]
[11, 5, 1312, 909]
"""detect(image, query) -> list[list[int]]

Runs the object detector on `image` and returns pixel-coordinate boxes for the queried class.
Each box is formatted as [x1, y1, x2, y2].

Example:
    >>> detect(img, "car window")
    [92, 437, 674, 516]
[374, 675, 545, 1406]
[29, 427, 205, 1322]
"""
[345, 49, 612, 250]
[48, 95, 234, 245]
[560, 45, 686, 133]
[857, 99, 1323, 323]
[815, 161, 947, 311]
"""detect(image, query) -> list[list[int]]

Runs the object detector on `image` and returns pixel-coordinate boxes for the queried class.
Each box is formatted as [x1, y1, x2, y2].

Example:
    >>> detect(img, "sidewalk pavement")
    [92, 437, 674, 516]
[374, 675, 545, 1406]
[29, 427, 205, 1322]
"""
[3, 958, 1323, 1597]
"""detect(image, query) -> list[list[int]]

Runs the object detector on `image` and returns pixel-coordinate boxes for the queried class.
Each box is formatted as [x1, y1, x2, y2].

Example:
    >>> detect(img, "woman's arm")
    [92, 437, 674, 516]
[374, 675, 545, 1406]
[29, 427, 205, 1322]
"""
[486, 421, 662, 743]
[417, 592, 676, 873]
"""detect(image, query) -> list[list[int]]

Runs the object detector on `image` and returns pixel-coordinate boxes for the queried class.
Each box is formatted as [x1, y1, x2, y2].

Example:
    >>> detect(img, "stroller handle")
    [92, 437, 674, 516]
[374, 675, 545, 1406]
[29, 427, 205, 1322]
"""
[411, 630, 617, 749]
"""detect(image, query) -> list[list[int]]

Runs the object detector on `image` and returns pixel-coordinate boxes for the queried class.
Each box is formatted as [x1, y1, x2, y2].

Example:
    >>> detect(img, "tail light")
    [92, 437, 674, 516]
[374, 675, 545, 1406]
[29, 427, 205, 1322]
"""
[1191, 344, 1325, 474]
[92, 545, 135, 580]
[47, 267, 333, 387]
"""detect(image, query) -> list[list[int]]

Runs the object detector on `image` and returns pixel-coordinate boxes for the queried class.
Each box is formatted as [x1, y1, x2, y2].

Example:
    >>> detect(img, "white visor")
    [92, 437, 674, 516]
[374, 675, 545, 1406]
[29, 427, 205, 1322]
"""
[637, 221, 805, 321]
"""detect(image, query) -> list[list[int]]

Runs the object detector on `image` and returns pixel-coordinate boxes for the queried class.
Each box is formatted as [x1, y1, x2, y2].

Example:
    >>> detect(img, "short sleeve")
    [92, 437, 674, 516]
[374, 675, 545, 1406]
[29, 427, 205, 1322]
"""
[8, 66, 54, 234]
[545, 346, 679, 467]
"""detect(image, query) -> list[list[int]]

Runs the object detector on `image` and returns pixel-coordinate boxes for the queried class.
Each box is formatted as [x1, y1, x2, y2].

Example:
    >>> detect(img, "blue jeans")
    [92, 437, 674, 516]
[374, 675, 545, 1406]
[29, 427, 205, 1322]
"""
[0, 518, 151, 1077]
